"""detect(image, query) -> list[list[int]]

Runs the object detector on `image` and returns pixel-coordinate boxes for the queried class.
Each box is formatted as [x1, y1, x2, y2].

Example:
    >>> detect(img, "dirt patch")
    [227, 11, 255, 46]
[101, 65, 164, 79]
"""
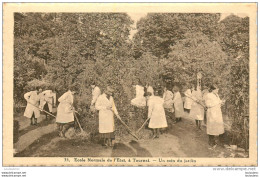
[15, 116, 248, 158]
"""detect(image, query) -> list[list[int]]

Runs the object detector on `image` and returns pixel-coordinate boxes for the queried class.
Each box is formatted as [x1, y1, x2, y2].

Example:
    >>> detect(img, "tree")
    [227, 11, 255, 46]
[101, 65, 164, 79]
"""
[162, 32, 228, 90]
[218, 15, 249, 149]
[133, 13, 221, 59]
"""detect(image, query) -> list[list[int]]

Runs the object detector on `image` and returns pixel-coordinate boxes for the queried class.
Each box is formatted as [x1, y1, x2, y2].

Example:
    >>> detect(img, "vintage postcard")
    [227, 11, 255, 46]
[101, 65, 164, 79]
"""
[3, 2, 257, 166]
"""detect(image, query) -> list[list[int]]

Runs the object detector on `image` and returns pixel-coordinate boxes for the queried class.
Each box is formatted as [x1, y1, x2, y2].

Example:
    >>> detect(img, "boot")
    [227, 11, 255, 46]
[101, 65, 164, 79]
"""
[156, 129, 160, 138]
[34, 118, 38, 125]
[152, 129, 157, 139]
[198, 121, 202, 130]
[108, 139, 113, 147]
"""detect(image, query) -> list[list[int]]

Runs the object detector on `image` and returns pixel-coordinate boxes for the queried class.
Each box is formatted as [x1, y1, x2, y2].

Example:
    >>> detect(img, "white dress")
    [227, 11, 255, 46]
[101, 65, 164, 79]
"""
[163, 90, 174, 112]
[95, 93, 118, 133]
[56, 91, 74, 123]
[184, 89, 193, 110]
[40, 90, 56, 113]
[173, 92, 184, 118]
[205, 92, 224, 135]
[190, 90, 204, 120]
[24, 91, 40, 118]
[148, 96, 168, 129]
[131, 85, 146, 107]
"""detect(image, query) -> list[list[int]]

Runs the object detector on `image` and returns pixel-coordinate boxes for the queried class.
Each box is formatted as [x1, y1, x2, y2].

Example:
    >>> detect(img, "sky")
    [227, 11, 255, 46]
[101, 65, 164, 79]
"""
[127, 13, 248, 39]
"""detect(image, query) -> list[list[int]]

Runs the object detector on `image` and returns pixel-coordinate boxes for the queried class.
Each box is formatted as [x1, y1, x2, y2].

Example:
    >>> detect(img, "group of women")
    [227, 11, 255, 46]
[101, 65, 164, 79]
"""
[23, 80, 225, 147]
[131, 80, 225, 147]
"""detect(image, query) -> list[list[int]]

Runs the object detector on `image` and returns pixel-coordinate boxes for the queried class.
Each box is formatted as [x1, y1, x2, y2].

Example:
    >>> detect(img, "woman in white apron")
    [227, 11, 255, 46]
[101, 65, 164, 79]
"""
[172, 85, 184, 122]
[184, 84, 193, 113]
[205, 85, 225, 146]
[95, 86, 119, 147]
[40, 88, 56, 120]
[56, 87, 76, 138]
[131, 84, 146, 107]
[24, 87, 41, 125]
[163, 85, 175, 124]
[131, 79, 146, 129]
[190, 86, 204, 130]
[148, 89, 167, 138]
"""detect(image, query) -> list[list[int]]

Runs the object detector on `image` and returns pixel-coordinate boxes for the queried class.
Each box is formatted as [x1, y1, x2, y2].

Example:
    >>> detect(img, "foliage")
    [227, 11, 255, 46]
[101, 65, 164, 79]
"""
[218, 15, 249, 149]
[14, 13, 250, 148]
[133, 13, 220, 58]
[14, 38, 47, 104]
[162, 32, 228, 90]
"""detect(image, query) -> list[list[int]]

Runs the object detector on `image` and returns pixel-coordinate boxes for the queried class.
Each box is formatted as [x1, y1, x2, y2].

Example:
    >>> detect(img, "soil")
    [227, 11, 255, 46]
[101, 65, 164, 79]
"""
[15, 114, 248, 158]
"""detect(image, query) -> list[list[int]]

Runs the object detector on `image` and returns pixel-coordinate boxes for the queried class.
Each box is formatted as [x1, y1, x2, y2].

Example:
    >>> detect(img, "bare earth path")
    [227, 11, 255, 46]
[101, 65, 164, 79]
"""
[15, 114, 248, 158]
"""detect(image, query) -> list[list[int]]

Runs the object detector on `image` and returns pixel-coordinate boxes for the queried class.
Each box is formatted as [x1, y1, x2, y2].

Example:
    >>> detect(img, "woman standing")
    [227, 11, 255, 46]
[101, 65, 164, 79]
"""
[190, 86, 204, 130]
[184, 84, 193, 114]
[95, 86, 119, 147]
[131, 79, 146, 129]
[163, 84, 174, 123]
[205, 85, 225, 146]
[172, 85, 184, 122]
[24, 87, 41, 126]
[131, 79, 146, 108]
[56, 86, 76, 138]
[148, 89, 168, 138]
[40, 88, 56, 120]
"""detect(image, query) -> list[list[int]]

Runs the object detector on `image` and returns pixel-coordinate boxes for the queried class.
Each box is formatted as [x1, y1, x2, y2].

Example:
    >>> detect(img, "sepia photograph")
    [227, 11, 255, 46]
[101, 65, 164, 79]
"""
[2, 2, 257, 166]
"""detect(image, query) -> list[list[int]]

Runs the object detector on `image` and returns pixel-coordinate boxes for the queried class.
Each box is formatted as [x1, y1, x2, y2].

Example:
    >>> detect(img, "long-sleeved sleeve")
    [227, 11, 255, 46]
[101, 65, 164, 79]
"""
[58, 92, 68, 103]
[53, 93, 57, 106]
[91, 87, 101, 105]
[172, 93, 178, 103]
[24, 92, 31, 102]
[111, 97, 118, 116]
[95, 96, 107, 111]
[184, 90, 192, 97]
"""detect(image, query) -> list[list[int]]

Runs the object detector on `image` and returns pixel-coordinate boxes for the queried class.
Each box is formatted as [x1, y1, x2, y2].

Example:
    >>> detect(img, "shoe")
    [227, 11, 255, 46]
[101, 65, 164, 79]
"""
[59, 132, 66, 138]
[58, 132, 64, 137]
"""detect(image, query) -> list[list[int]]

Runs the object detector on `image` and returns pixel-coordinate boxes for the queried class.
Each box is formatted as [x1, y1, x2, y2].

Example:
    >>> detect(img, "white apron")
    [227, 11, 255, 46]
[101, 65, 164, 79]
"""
[163, 90, 174, 112]
[131, 85, 146, 107]
[190, 90, 204, 120]
[184, 89, 193, 109]
[56, 91, 74, 123]
[24, 91, 40, 118]
[205, 92, 224, 135]
[148, 96, 168, 128]
[40, 90, 56, 113]
[95, 94, 118, 133]
[173, 92, 184, 118]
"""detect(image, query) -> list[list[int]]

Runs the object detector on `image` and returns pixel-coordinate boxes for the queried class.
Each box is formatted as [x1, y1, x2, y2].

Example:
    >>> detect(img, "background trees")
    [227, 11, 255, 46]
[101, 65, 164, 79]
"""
[14, 13, 250, 149]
